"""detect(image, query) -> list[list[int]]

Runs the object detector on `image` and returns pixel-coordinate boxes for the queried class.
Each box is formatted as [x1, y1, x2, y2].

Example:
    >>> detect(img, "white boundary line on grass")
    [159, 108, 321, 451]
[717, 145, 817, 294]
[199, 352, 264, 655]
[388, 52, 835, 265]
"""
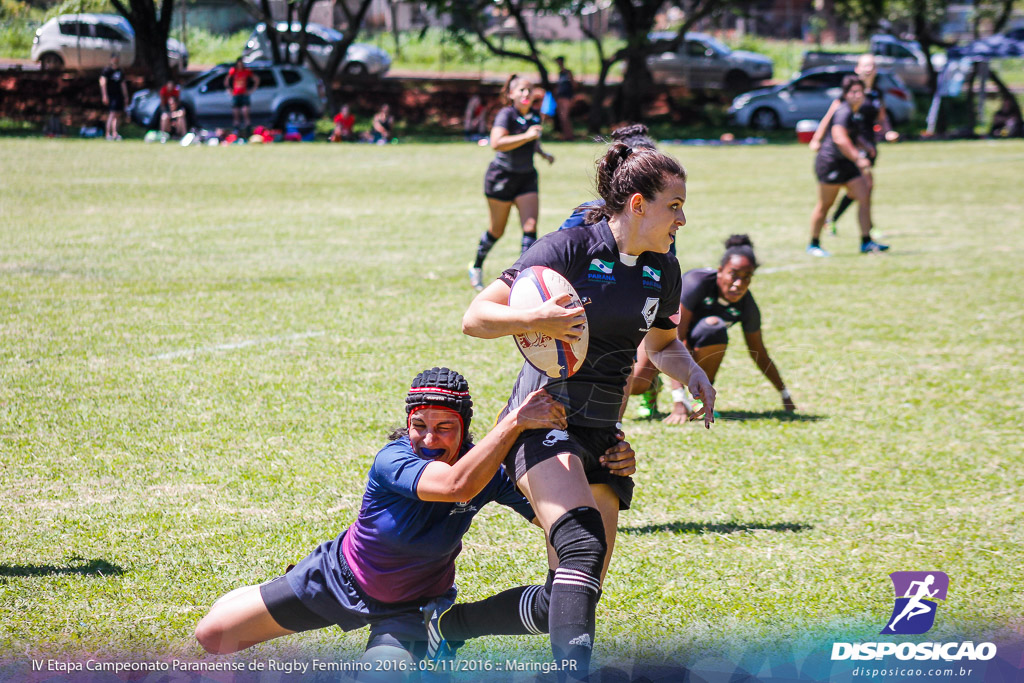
[149, 331, 325, 361]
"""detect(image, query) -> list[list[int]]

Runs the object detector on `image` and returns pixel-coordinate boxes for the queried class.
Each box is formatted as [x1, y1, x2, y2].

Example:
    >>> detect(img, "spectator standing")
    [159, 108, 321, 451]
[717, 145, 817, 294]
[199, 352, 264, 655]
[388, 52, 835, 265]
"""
[99, 54, 129, 141]
[224, 58, 259, 132]
[554, 56, 575, 141]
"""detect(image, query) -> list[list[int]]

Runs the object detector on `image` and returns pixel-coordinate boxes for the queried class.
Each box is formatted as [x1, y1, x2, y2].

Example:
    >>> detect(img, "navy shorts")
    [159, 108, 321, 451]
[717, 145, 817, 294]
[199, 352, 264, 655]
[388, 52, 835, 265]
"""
[504, 425, 633, 510]
[263, 533, 456, 646]
[233, 93, 250, 108]
[484, 162, 539, 202]
[687, 317, 731, 348]
[108, 97, 124, 112]
[815, 155, 860, 185]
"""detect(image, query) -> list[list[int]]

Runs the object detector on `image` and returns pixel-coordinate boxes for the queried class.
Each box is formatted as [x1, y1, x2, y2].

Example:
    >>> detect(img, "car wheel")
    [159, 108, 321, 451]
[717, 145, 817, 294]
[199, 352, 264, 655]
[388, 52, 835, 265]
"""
[276, 105, 311, 129]
[724, 70, 751, 92]
[342, 61, 368, 77]
[750, 107, 780, 131]
[40, 53, 64, 70]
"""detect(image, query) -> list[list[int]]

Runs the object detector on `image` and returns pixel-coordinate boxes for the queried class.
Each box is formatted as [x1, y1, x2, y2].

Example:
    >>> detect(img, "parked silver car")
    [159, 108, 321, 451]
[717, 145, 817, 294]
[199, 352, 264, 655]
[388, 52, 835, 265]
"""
[243, 22, 391, 77]
[30, 13, 188, 71]
[646, 31, 773, 91]
[728, 65, 916, 131]
[128, 62, 326, 129]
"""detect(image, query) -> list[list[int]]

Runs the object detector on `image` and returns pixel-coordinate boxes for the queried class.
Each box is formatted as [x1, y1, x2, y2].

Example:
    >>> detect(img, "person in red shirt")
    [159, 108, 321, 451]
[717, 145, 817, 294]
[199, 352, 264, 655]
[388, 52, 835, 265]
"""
[330, 104, 356, 142]
[223, 58, 259, 131]
[158, 79, 184, 135]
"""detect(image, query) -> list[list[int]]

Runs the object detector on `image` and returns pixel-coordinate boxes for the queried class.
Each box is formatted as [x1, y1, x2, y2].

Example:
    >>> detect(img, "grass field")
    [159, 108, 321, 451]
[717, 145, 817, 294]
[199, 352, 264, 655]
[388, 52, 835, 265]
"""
[1, 138, 1022, 676]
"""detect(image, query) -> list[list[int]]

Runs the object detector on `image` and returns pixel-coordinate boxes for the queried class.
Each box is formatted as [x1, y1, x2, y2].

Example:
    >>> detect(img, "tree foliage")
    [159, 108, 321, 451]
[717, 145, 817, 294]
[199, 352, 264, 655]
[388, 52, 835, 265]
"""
[109, 0, 174, 85]
[244, 0, 374, 113]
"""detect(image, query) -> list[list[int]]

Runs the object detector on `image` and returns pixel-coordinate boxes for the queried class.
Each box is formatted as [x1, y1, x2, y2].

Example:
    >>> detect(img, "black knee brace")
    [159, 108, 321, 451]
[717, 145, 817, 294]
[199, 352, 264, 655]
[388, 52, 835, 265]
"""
[549, 506, 607, 596]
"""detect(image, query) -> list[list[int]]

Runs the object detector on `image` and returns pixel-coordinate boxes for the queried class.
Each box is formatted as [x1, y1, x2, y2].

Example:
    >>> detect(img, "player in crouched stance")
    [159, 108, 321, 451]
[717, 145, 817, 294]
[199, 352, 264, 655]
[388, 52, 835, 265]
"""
[194, 367, 634, 677]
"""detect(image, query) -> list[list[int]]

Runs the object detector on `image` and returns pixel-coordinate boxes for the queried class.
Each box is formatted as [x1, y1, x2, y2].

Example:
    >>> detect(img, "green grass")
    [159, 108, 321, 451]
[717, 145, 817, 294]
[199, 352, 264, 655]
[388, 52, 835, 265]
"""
[0, 138, 1022, 672]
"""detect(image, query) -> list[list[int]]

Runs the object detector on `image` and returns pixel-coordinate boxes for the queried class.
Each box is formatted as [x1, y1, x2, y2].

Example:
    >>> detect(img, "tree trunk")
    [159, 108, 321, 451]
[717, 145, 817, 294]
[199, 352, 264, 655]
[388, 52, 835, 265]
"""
[616, 43, 655, 122]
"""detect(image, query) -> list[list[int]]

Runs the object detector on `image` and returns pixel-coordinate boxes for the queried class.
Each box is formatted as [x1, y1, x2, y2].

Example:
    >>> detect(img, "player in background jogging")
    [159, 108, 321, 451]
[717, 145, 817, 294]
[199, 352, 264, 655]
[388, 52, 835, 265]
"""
[469, 74, 555, 291]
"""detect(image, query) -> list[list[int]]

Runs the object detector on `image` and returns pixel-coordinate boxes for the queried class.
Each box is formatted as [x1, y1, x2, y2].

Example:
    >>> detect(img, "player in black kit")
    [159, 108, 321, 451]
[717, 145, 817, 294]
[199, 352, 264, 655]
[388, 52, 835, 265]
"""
[659, 235, 797, 423]
[807, 75, 888, 257]
[469, 74, 555, 291]
[811, 54, 900, 236]
[428, 144, 715, 682]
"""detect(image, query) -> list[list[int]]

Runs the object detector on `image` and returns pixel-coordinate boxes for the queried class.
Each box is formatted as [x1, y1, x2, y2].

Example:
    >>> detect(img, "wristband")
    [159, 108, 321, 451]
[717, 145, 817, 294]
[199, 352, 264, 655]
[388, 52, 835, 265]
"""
[671, 388, 689, 404]
[780, 388, 792, 400]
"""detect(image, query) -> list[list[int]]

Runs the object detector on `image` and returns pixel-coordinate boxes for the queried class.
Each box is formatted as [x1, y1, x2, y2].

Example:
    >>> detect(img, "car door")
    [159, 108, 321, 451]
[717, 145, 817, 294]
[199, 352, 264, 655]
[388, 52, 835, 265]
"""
[192, 69, 233, 127]
[780, 72, 844, 126]
[57, 19, 91, 68]
[93, 22, 134, 67]
[684, 40, 717, 88]
[684, 39, 724, 89]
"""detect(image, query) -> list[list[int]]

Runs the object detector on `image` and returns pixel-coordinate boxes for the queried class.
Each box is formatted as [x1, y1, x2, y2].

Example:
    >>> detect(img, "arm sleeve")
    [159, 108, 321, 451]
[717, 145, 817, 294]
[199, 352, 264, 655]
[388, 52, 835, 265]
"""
[741, 294, 761, 334]
[493, 107, 515, 131]
[490, 469, 536, 521]
[499, 231, 579, 288]
[653, 258, 683, 330]
[370, 442, 431, 500]
[679, 268, 708, 315]
[832, 105, 852, 130]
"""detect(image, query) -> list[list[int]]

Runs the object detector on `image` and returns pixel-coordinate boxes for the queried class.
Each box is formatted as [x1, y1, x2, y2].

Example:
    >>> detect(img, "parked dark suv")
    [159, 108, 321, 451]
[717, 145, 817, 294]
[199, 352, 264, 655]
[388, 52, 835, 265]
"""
[128, 61, 326, 129]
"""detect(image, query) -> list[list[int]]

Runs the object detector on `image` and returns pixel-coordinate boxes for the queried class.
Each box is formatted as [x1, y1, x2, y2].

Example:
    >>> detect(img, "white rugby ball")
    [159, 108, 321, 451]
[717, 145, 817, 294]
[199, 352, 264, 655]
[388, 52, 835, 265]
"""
[508, 266, 589, 379]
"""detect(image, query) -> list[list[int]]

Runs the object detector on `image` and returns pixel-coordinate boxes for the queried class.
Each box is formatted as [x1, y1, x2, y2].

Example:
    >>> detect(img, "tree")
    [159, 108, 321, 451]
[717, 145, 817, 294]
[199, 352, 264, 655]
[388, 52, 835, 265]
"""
[245, 0, 375, 114]
[423, 0, 568, 90]
[108, 0, 174, 85]
[580, 0, 758, 128]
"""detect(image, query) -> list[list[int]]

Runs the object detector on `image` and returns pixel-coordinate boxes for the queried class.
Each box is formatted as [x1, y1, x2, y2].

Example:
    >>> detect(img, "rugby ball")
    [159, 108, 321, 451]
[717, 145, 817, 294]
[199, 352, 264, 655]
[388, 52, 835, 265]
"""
[508, 266, 589, 379]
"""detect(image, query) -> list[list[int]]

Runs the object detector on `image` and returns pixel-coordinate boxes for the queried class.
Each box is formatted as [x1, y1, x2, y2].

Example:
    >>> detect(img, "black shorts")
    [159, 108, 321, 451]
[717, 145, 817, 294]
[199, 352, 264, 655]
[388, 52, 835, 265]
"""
[260, 533, 456, 646]
[815, 155, 860, 185]
[484, 162, 539, 202]
[688, 316, 731, 348]
[108, 98, 124, 112]
[504, 425, 634, 510]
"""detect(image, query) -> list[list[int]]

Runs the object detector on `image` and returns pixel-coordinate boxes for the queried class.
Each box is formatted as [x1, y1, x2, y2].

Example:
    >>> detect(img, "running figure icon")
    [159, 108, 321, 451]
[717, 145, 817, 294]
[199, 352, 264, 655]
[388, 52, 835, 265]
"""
[882, 571, 949, 635]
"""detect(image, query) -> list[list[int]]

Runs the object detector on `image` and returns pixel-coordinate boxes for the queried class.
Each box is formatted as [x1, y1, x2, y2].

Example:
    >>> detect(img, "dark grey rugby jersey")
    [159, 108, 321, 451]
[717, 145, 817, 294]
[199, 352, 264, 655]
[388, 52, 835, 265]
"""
[680, 268, 761, 335]
[818, 102, 866, 167]
[491, 106, 541, 173]
[498, 220, 681, 427]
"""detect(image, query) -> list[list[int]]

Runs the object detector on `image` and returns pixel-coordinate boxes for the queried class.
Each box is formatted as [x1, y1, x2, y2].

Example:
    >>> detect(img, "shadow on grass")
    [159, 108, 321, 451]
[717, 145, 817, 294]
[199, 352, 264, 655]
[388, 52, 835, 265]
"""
[620, 521, 812, 535]
[716, 410, 826, 422]
[0, 558, 124, 578]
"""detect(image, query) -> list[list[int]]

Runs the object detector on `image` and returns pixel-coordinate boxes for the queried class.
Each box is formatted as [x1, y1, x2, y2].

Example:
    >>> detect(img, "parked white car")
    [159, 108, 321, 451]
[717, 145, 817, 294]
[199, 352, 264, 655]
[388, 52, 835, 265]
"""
[243, 22, 391, 77]
[31, 14, 188, 71]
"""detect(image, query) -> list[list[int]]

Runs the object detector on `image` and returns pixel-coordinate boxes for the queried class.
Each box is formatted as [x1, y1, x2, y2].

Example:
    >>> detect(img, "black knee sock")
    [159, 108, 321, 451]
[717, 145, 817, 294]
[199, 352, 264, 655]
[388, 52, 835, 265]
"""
[521, 232, 537, 254]
[439, 570, 554, 641]
[548, 507, 607, 682]
[474, 231, 498, 269]
[832, 194, 854, 223]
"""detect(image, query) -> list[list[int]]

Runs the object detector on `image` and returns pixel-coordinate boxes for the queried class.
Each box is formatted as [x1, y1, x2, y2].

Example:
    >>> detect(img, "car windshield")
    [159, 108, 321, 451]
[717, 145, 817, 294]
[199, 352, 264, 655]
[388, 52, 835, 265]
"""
[701, 35, 731, 55]
[184, 68, 224, 88]
[273, 22, 343, 43]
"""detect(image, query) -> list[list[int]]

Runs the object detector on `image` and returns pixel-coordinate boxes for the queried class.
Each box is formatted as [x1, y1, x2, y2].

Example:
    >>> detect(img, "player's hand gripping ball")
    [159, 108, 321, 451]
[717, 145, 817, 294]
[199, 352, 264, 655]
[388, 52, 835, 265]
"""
[508, 266, 589, 379]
